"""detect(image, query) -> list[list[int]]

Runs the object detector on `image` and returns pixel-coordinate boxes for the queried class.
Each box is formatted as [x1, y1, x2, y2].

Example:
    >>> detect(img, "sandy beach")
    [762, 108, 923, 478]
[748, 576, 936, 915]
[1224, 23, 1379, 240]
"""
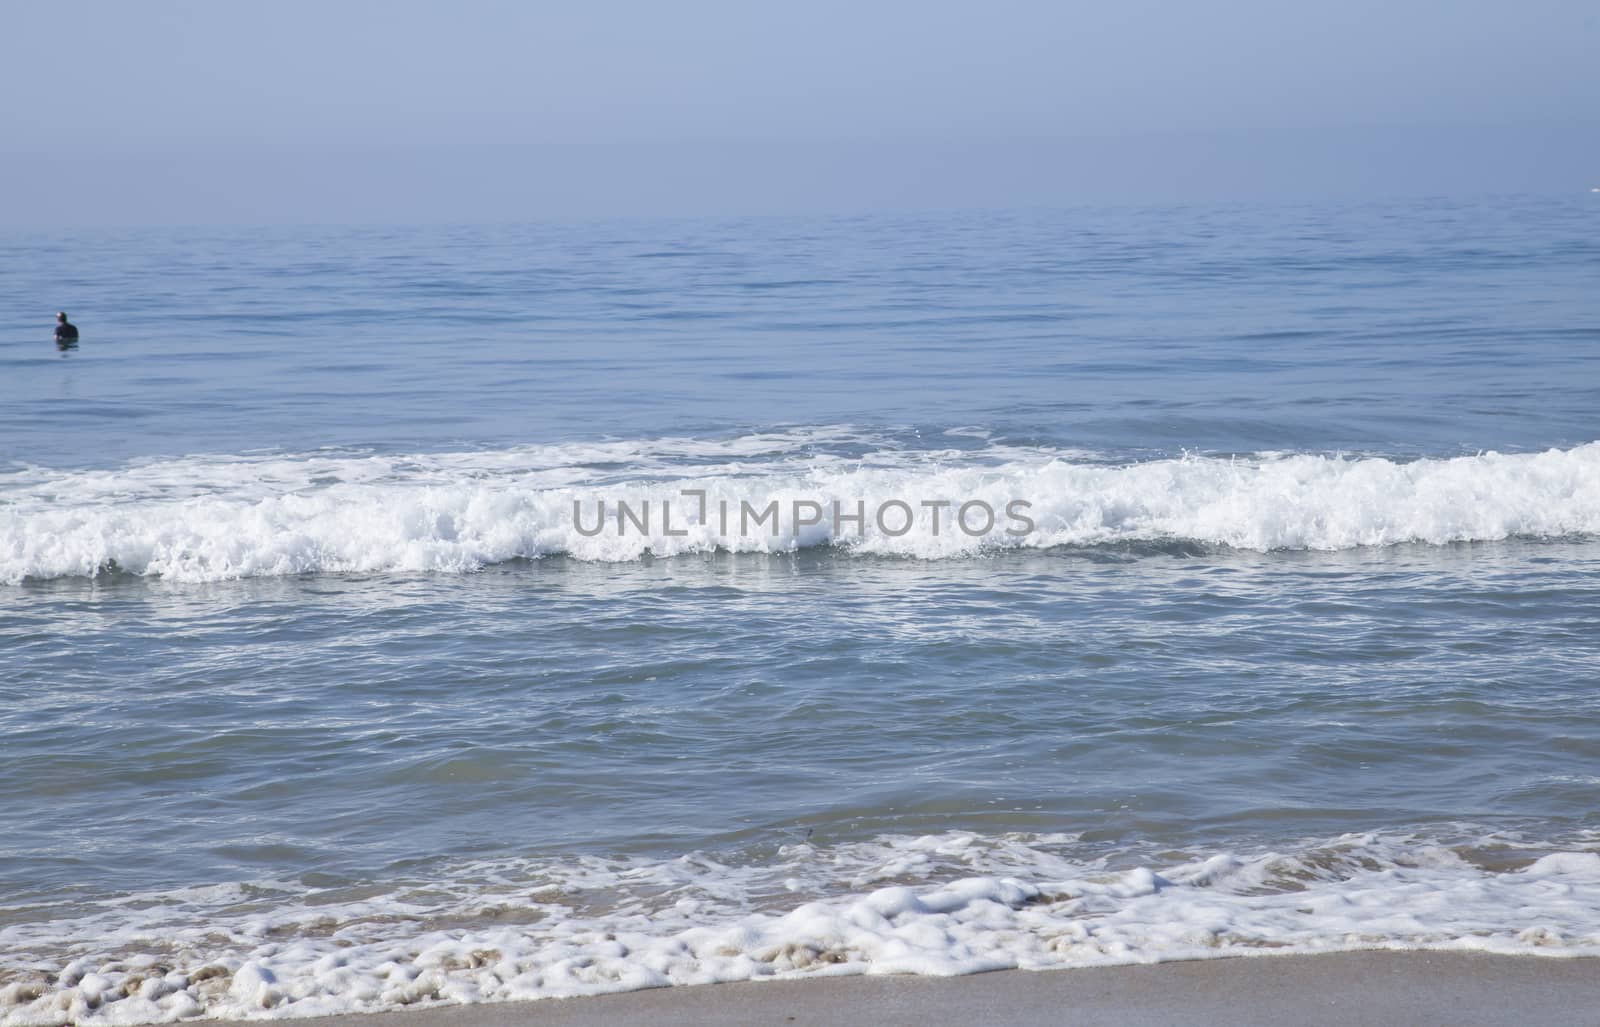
[209, 951, 1600, 1027]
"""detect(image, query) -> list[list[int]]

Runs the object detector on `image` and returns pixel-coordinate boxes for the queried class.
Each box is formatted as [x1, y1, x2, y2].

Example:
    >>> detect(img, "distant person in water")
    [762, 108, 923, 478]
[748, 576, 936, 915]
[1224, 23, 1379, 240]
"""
[54, 312, 78, 343]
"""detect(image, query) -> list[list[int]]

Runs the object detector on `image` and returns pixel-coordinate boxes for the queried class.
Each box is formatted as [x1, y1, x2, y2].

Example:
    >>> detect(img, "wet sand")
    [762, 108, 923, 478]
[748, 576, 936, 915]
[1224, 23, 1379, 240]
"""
[211, 951, 1600, 1026]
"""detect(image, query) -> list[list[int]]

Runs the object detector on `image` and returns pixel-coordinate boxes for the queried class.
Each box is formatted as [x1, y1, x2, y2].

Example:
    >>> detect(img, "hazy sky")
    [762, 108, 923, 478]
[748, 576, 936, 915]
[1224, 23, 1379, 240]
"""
[4, 0, 1597, 225]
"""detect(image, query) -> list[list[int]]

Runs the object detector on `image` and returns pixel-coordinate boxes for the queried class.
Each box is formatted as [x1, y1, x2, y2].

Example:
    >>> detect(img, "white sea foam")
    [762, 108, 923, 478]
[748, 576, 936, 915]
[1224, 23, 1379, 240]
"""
[3, 437, 1598, 583]
[1, 830, 1598, 1024]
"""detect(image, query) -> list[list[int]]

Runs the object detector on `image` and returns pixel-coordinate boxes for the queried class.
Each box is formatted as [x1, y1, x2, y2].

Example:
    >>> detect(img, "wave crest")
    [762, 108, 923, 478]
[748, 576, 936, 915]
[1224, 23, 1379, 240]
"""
[4, 441, 1598, 582]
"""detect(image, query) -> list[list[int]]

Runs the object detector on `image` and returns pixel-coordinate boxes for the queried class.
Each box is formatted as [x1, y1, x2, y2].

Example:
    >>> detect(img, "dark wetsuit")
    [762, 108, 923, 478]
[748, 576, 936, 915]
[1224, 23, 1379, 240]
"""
[55, 321, 78, 342]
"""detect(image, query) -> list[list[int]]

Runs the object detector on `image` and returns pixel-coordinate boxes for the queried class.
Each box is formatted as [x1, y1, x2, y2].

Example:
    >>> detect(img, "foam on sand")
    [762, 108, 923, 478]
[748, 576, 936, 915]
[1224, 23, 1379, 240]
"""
[2, 830, 1599, 1024]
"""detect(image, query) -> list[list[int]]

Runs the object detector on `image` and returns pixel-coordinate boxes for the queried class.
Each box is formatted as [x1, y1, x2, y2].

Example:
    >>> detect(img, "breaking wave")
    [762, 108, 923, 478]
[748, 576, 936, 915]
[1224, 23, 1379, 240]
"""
[4, 435, 1598, 583]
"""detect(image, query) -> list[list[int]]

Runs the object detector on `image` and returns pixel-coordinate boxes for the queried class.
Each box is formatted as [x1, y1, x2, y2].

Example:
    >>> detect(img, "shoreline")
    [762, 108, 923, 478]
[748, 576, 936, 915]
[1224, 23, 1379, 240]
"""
[209, 951, 1600, 1027]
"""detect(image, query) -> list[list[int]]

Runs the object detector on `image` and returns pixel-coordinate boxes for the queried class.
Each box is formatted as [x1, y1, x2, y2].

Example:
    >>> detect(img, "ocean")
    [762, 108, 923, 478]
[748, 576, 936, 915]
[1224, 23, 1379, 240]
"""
[2, 195, 1598, 1023]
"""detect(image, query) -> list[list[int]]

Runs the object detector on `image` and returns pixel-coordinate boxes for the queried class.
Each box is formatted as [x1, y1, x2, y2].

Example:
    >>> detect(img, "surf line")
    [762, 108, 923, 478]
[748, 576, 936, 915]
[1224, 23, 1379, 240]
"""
[573, 489, 1035, 539]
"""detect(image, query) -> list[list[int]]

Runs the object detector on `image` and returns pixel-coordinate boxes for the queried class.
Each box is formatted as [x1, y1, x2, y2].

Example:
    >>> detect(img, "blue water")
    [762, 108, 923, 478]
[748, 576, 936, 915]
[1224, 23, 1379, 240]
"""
[4, 198, 1595, 470]
[2, 195, 1599, 1021]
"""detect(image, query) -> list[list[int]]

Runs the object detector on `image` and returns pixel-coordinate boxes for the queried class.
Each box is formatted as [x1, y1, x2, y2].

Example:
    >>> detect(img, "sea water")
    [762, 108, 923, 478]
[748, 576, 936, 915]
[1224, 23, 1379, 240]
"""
[2, 196, 1598, 1023]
